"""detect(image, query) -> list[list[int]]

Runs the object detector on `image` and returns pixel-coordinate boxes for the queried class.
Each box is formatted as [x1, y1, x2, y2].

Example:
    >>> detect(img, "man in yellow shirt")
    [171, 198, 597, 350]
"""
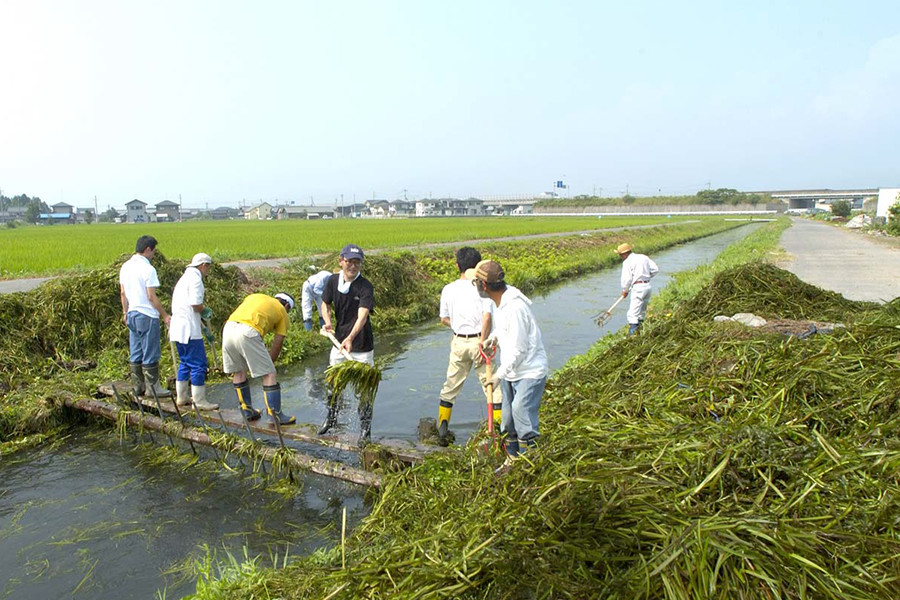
[222, 292, 296, 425]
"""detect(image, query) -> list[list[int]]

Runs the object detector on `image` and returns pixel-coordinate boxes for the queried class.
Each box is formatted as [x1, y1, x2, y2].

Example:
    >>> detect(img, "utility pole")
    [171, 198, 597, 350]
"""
[178, 194, 182, 222]
[341, 193, 344, 218]
[93, 195, 98, 223]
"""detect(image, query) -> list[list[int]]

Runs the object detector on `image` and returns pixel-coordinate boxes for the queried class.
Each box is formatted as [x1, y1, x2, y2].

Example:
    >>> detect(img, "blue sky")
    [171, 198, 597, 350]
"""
[1, 1, 898, 208]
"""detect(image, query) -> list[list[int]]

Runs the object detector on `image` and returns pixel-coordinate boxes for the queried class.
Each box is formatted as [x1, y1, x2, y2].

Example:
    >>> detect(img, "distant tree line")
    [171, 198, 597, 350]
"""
[536, 188, 771, 208]
[0, 194, 50, 224]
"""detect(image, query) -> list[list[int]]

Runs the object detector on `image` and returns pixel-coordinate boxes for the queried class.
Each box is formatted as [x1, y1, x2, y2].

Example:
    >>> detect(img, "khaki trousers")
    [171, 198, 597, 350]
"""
[439, 335, 502, 406]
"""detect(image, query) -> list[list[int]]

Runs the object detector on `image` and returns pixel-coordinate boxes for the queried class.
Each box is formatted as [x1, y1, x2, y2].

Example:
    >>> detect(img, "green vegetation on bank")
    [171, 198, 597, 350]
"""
[180, 218, 900, 600]
[0, 218, 741, 457]
[0, 215, 704, 278]
[536, 188, 772, 208]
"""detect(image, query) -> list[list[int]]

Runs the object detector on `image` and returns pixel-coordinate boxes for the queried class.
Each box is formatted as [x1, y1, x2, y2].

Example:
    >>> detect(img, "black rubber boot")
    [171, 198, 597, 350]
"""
[129, 362, 145, 398]
[234, 381, 260, 421]
[317, 389, 339, 435]
[263, 383, 295, 425]
[143, 363, 171, 398]
[357, 399, 373, 448]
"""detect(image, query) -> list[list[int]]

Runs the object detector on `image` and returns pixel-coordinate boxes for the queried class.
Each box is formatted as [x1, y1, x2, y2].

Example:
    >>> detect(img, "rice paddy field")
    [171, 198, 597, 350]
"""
[0, 215, 705, 277]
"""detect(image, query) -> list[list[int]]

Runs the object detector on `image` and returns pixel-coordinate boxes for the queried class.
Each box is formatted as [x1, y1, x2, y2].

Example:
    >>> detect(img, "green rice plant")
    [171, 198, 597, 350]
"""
[0, 216, 703, 277]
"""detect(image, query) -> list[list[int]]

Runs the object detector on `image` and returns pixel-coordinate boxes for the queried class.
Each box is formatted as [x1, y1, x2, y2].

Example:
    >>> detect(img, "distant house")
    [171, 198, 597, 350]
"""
[39, 212, 75, 224]
[245, 202, 273, 220]
[389, 199, 415, 216]
[125, 199, 149, 223]
[154, 200, 180, 222]
[0, 206, 27, 224]
[210, 206, 241, 220]
[365, 200, 390, 217]
[335, 202, 366, 218]
[415, 200, 440, 216]
[51, 202, 74, 217]
[75, 207, 96, 224]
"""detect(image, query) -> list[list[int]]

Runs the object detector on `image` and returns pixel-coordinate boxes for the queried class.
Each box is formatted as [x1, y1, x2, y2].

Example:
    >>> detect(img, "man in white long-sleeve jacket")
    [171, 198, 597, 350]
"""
[474, 259, 548, 467]
[615, 243, 659, 335]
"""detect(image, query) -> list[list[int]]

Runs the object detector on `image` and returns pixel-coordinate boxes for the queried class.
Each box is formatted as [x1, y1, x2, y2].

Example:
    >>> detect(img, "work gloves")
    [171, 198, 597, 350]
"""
[200, 307, 213, 320]
[201, 324, 215, 342]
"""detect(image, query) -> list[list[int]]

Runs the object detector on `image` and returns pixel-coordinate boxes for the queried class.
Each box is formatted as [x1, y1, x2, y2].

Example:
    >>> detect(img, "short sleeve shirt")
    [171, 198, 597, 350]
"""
[227, 294, 289, 338]
[169, 267, 204, 343]
[119, 254, 161, 318]
[322, 273, 375, 352]
[439, 278, 492, 336]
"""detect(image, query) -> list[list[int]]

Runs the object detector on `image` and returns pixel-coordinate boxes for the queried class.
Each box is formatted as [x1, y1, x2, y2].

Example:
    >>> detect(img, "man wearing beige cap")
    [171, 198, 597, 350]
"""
[169, 252, 218, 410]
[473, 259, 548, 467]
[614, 243, 659, 335]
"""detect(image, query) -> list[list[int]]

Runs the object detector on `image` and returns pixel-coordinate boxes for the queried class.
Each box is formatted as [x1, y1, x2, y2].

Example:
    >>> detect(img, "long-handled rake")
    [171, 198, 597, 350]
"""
[479, 345, 500, 453]
[594, 295, 626, 327]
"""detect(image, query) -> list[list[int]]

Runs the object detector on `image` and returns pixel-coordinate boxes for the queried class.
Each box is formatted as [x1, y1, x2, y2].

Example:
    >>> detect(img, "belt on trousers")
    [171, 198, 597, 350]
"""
[633, 280, 650, 285]
[454, 332, 480, 338]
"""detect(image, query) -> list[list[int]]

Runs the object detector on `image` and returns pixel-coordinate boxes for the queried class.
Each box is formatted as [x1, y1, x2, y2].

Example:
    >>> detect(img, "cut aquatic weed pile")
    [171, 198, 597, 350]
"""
[216, 264, 900, 600]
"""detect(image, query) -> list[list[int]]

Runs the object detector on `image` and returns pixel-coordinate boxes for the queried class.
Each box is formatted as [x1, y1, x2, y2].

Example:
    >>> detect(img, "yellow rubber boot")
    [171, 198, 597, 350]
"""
[437, 402, 453, 447]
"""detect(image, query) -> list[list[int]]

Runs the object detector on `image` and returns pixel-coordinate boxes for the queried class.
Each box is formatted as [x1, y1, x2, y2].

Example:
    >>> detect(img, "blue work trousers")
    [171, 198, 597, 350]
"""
[500, 376, 546, 457]
[176, 338, 208, 386]
[127, 312, 161, 365]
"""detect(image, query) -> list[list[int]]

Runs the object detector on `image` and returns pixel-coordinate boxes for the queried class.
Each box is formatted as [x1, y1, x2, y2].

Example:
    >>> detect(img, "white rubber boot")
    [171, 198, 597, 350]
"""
[191, 384, 218, 411]
[175, 380, 192, 406]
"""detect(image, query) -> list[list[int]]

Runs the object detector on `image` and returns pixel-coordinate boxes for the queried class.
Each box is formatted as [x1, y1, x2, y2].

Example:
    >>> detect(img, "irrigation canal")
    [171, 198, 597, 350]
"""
[0, 223, 760, 600]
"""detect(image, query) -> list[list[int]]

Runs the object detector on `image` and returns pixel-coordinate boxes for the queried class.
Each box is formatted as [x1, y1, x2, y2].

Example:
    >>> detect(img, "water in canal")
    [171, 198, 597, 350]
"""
[0, 223, 757, 599]
[208, 222, 760, 442]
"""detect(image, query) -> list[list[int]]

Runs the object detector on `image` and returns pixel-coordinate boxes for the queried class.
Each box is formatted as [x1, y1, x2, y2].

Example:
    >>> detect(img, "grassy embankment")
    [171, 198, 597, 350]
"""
[184, 217, 900, 600]
[0, 218, 739, 455]
[0, 215, 698, 278]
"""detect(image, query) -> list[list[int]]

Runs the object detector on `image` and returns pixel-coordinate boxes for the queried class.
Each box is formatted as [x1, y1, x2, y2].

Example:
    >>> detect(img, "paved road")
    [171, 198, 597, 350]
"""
[779, 218, 900, 303]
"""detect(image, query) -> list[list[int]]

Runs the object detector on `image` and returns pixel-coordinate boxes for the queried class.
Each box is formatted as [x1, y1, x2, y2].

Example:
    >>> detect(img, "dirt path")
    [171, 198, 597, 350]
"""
[0, 221, 696, 294]
[779, 218, 900, 303]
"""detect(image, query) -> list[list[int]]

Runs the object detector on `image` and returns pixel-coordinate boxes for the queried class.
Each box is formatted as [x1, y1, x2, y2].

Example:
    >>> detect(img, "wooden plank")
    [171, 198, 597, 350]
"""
[65, 395, 382, 488]
[98, 381, 439, 465]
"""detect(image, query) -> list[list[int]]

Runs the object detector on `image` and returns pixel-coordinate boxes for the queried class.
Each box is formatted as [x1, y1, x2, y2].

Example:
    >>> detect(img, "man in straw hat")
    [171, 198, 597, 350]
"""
[474, 259, 548, 470]
[169, 252, 218, 411]
[222, 292, 297, 425]
[317, 243, 377, 446]
[435, 247, 501, 446]
[614, 243, 659, 335]
[119, 235, 171, 399]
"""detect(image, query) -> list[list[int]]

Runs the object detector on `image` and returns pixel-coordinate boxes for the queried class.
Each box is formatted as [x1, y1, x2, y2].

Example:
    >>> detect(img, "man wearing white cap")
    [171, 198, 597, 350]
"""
[614, 243, 659, 335]
[222, 291, 296, 425]
[169, 252, 218, 410]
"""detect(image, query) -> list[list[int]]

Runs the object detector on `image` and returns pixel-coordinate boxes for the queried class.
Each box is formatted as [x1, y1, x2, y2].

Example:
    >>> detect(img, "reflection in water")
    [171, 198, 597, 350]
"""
[207, 224, 759, 446]
[0, 430, 366, 600]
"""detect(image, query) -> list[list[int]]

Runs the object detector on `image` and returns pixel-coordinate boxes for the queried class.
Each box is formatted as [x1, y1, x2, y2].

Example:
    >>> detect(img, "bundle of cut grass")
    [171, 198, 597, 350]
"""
[680, 261, 875, 321]
[324, 360, 382, 407]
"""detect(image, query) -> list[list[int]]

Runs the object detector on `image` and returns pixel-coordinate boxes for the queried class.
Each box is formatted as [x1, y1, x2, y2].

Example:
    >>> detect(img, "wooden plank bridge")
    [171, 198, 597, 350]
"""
[63, 381, 446, 488]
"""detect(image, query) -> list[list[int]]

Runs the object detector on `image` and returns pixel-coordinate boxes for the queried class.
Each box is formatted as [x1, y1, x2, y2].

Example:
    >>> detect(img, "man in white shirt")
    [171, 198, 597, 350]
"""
[169, 252, 218, 411]
[435, 247, 499, 446]
[615, 243, 659, 335]
[475, 260, 548, 464]
[301, 268, 332, 331]
[119, 235, 171, 398]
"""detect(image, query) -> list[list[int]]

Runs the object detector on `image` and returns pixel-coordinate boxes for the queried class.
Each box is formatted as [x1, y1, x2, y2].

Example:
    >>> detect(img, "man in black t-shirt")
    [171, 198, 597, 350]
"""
[317, 243, 376, 444]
